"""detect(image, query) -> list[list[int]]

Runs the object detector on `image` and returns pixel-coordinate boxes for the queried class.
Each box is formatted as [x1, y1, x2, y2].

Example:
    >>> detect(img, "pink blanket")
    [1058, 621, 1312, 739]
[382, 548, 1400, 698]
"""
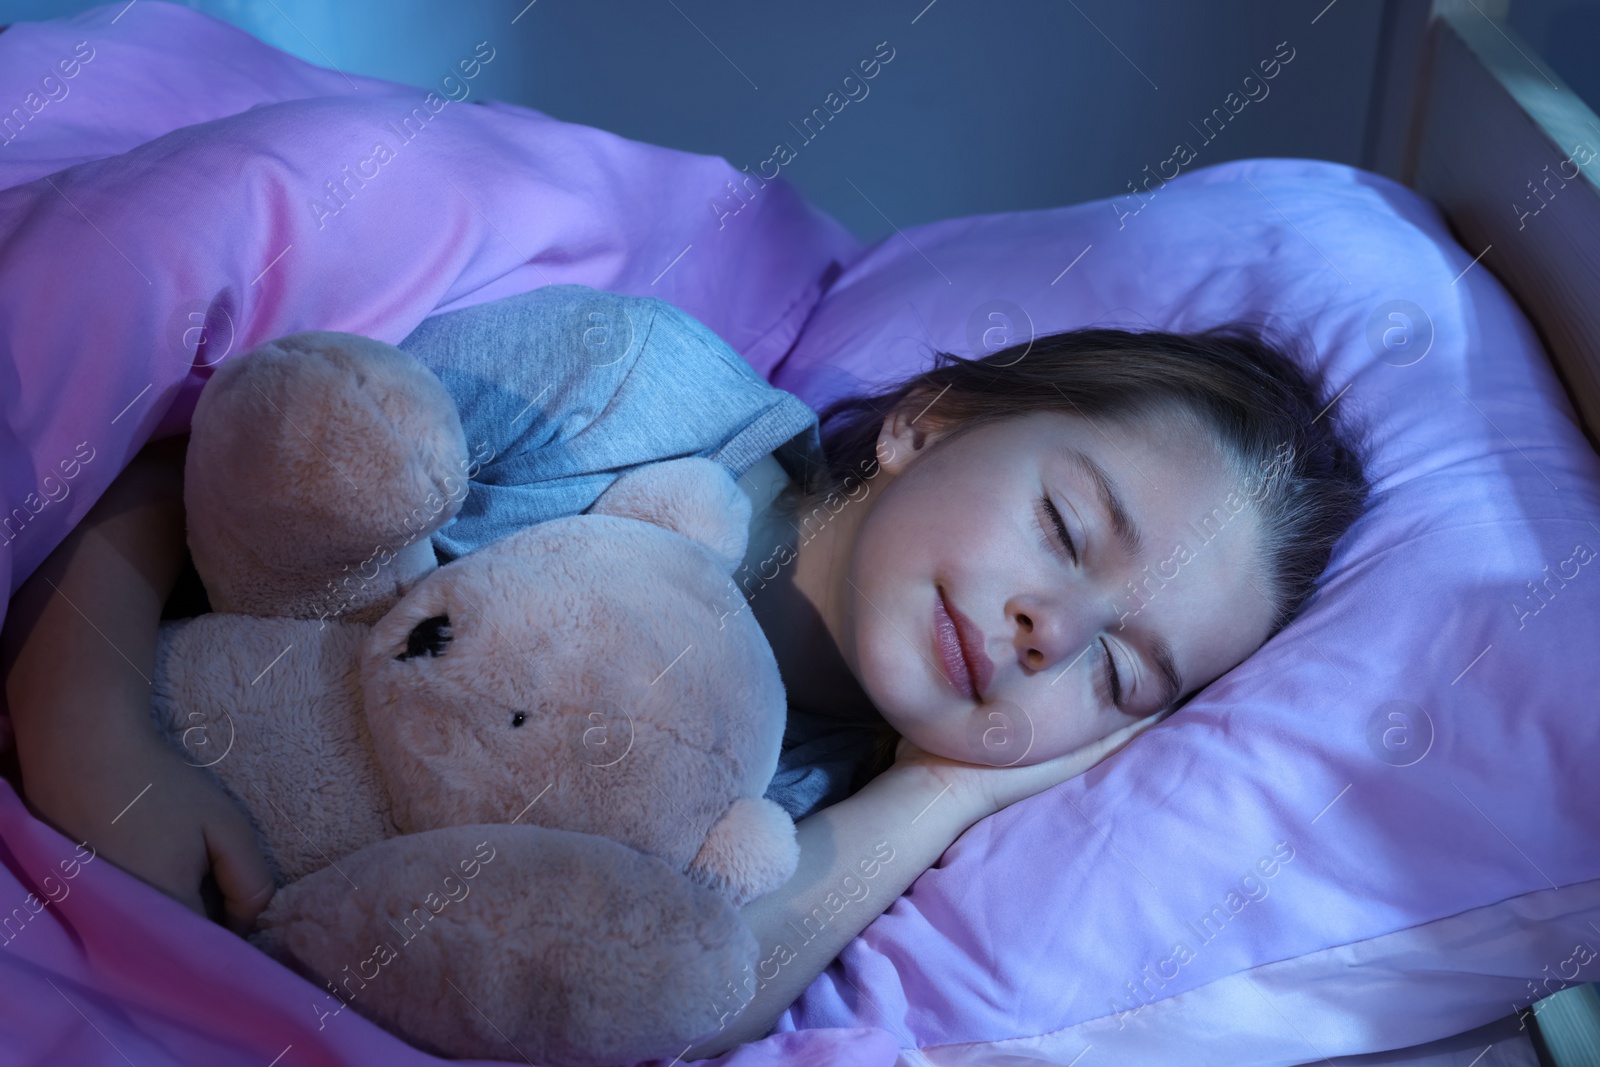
[0, 4, 889, 1064]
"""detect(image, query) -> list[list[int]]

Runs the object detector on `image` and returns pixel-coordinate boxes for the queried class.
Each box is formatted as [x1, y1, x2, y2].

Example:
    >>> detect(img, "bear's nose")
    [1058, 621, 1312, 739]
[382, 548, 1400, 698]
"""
[396, 614, 452, 660]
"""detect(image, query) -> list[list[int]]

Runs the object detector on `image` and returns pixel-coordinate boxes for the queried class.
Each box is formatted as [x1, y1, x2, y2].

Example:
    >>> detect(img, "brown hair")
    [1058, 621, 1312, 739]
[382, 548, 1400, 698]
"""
[774, 324, 1373, 792]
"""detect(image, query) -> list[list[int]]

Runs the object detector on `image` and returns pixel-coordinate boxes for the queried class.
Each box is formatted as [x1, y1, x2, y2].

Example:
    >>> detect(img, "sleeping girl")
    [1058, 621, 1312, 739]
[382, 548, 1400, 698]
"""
[0, 283, 1369, 1058]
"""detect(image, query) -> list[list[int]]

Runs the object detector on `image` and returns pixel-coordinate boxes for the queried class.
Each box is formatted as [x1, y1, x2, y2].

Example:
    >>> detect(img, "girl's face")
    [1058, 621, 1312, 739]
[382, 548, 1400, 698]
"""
[837, 402, 1277, 766]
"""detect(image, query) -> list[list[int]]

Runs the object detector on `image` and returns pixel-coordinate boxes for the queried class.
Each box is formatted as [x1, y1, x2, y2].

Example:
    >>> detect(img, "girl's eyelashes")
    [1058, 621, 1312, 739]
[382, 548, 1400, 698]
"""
[1037, 492, 1079, 565]
[1098, 637, 1124, 710]
[1037, 492, 1123, 710]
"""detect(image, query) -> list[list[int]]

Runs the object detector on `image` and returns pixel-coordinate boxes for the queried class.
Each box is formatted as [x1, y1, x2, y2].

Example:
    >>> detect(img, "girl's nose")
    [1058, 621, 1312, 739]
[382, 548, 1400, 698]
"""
[1011, 594, 1100, 674]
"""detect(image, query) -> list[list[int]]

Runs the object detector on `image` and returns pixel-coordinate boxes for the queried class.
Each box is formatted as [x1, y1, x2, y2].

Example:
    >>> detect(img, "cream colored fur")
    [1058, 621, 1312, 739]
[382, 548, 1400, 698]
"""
[154, 330, 798, 1066]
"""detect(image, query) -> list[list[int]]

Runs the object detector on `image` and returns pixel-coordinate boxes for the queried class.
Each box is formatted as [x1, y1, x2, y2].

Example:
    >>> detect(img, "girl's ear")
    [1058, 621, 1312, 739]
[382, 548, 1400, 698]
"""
[876, 388, 947, 476]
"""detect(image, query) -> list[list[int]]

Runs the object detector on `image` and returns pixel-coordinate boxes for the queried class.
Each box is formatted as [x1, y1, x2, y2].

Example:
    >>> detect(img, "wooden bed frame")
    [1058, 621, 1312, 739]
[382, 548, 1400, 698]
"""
[1400, 4, 1600, 453]
[1385, 5, 1600, 1064]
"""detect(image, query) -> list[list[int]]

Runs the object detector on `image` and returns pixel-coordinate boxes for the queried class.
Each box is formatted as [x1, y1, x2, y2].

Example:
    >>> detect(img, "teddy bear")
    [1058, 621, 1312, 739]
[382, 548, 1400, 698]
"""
[149, 329, 801, 1065]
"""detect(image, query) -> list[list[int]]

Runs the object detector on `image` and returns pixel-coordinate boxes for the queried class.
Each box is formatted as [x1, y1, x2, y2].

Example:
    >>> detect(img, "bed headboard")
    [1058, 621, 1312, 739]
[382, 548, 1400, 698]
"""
[1401, 11, 1600, 1053]
[1401, 5, 1600, 454]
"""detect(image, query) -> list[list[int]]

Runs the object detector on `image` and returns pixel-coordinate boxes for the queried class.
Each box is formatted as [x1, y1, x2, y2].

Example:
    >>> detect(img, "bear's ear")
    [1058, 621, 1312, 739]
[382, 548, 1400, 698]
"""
[367, 562, 460, 664]
[587, 457, 750, 573]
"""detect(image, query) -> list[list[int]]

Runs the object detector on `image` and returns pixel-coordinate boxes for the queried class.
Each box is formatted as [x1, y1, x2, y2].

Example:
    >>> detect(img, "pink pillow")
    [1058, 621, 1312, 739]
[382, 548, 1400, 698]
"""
[769, 159, 1600, 1063]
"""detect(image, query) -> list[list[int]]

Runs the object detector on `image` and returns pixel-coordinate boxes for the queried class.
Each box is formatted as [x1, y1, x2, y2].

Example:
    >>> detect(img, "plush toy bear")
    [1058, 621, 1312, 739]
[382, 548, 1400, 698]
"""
[151, 330, 800, 1065]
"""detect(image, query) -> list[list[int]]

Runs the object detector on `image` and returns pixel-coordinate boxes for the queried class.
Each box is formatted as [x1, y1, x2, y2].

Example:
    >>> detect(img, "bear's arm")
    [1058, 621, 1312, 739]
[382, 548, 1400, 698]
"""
[684, 762, 987, 1058]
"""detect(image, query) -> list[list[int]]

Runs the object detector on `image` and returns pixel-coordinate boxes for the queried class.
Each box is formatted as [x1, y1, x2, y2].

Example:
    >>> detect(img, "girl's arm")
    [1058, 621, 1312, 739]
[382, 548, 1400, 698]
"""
[685, 761, 983, 1059]
[1, 436, 275, 932]
[4, 436, 187, 756]
[685, 714, 1164, 1059]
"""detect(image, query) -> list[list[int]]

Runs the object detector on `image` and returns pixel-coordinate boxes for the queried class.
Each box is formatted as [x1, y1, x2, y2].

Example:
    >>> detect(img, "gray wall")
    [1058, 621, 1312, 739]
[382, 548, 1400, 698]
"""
[4, 0, 1587, 242]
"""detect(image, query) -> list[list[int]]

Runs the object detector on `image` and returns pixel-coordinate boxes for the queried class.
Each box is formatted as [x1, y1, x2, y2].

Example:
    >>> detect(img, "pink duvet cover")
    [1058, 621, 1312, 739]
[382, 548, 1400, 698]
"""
[0, 3, 881, 1064]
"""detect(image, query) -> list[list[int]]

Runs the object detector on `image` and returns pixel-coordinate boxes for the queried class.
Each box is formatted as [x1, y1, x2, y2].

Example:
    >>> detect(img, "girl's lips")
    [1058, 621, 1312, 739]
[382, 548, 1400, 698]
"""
[934, 589, 986, 701]
[944, 594, 994, 699]
[933, 592, 974, 699]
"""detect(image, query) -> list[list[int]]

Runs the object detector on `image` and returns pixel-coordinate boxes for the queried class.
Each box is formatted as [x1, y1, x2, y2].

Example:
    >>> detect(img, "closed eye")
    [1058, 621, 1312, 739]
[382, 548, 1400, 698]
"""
[1038, 493, 1125, 710]
[1036, 492, 1079, 565]
[1098, 637, 1124, 710]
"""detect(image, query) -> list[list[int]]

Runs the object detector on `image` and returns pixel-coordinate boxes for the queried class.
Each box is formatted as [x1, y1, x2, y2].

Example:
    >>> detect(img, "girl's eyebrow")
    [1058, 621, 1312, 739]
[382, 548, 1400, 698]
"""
[1053, 441, 1145, 561]
[1053, 441, 1184, 709]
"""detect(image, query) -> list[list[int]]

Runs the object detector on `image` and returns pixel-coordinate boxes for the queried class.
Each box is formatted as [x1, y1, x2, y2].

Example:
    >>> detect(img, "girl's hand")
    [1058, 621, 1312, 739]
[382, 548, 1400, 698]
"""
[891, 709, 1171, 819]
[21, 728, 276, 935]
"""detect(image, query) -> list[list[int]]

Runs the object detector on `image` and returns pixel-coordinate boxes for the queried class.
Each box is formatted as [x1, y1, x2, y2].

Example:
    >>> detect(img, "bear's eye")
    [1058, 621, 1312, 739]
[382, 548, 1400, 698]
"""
[511, 712, 526, 728]
[395, 614, 452, 661]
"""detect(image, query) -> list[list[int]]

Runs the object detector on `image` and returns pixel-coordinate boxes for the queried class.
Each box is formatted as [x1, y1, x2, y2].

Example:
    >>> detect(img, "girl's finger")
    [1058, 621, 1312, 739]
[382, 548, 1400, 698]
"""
[203, 816, 277, 936]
